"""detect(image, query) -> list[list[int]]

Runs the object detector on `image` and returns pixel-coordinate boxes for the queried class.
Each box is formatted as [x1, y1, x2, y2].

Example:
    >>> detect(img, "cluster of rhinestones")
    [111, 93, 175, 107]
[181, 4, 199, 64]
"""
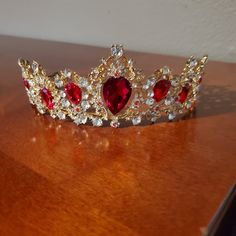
[18, 45, 207, 128]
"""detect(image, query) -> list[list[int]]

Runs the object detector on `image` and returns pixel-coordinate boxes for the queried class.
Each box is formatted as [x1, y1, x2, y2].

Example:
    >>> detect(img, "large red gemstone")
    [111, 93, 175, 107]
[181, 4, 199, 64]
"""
[179, 86, 190, 103]
[103, 76, 132, 115]
[40, 88, 54, 109]
[65, 82, 82, 105]
[153, 79, 171, 102]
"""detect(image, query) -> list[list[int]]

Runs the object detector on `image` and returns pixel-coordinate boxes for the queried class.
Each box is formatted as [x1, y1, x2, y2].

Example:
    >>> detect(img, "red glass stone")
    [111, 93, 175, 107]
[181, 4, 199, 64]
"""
[199, 76, 203, 83]
[65, 82, 82, 105]
[23, 79, 30, 89]
[179, 86, 190, 103]
[153, 79, 171, 102]
[40, 88, 54, 109]
[103, 76, 132, 115]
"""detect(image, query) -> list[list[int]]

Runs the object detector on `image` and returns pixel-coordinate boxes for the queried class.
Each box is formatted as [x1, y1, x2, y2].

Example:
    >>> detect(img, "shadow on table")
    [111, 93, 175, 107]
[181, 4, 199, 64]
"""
[183, 85, 236, 120]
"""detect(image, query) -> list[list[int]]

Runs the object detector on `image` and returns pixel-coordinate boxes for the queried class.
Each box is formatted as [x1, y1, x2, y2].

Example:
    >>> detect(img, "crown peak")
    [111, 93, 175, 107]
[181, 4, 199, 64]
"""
[111, 44, 124, 58]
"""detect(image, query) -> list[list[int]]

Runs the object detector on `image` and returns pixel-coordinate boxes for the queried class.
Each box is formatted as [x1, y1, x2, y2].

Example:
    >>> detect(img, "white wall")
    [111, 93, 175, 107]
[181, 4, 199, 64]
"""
[0, 0, 235, 62]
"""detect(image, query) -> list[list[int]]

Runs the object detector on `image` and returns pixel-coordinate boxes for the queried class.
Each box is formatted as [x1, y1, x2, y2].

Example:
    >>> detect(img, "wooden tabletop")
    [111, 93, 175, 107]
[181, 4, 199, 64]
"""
[0, 35, 235, 236]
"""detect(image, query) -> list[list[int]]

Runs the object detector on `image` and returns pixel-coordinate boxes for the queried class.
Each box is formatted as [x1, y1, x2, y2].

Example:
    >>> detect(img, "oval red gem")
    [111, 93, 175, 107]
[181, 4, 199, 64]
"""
[179, 86, 190, 103]
[23, 79, 30, 89]
[40, 88, 54, 109]
[65, 82, 82, 105]
[153, 79, 171, 102]
[103, 76, 132, 115]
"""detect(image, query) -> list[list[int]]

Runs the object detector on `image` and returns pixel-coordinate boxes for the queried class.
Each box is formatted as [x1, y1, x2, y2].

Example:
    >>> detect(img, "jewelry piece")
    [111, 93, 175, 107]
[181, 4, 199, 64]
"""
[18, 44, 208, 128]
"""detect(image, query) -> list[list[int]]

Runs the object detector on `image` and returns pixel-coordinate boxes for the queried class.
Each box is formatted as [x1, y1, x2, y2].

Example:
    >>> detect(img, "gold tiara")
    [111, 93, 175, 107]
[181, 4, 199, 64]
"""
[18, 44, 208, 128]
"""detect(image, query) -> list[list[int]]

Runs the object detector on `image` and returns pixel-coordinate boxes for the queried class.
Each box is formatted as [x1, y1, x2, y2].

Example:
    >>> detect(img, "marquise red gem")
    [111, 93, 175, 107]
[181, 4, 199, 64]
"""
[40, 88, 54, 109]
[153, 79, 171, 102]
[23, 79, 30, 89]
[103, 76, 132, 115]
[65, 82, 82, 105]
[179, 86, 190, 103]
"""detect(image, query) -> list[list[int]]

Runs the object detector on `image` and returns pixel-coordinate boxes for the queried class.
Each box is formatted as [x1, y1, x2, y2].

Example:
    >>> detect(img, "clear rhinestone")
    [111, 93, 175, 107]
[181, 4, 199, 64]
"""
[132, 116, 141, 125]
[110, 120, 120, 128]
[151, 117, 158, 123]
[63, 69, 72, 78]
[92, 118, 103, 127]
[147, 77, 156, 86]
[186, 101, 193, 109]
[61, 99, 70, 108]
[143, 84, 149, 90]
[189, 58, 198, 67]
[58, 112, 66, 120]
[111, 44, 124, 58]
[128, 59, 134, 67]
[55, 78, 63, 88]
[32, 61, 39, 73]
[81, 100, 90, 110]
[28, 80, 35, 87]
[171, 76, 180, 87]
[146, 98, 155, 106]
[74, 115, 87, 125]
[168, 112, 176, 121]
[79, 77, 88, 87]
[60, 91, 66, 98]
[164, 97, 174, 106]
[82, 93, 89, 100]
[147, 90, 154, 97]
[162, 66, 170, 75]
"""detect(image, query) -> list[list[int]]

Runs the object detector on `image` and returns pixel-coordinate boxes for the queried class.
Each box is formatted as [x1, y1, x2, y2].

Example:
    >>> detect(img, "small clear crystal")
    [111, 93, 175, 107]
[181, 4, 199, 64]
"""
[147, 77, 156, 86]
[168, 112, 176, 121]
[74, 115, 87, 125]
[165, 97, 174, 106]
[61, 99, 70, 108]
[82, 93, 89, 100]
[81, 100, 90, 110]
[110, 120, 120, 128]
[189, 58, 198, 67]
[147, 91, 154, 97]
[60, 91, 66, 98]
[63, 69, 72, 78]
[58, 112, 66, 120]
[92, 118, 103, 127]
[162, 66, 170, 75]
[32, 61, 39, 73]
[111, 44, 124, 58]
[132, 116, 141, 125]
[79, 77, 88, 87]
[143, 84, 149, 90]
[146, 98, 155, 106]
[55, 78, 63, 88]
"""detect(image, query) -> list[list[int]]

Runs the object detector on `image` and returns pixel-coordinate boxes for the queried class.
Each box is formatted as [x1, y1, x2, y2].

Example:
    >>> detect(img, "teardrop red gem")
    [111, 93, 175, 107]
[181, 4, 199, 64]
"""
[103, 76, 132, 115]
[65, 82, 82, 105]
[153, 79, 171, 102]
[40, 88, 54, 110]
[179, 86, 190, 103]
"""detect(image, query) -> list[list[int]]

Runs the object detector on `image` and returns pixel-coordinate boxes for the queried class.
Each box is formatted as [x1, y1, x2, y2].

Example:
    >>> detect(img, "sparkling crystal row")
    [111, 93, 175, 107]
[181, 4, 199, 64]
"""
[18, 45, 208, 127]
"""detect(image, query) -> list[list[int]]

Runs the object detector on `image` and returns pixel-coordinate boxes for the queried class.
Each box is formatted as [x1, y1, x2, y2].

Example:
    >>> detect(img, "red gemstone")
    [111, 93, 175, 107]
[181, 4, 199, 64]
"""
[40, 88, 54, 109]
[199, 76, 203, 83]
[23, 79, 30, 89]
[179, 86, 190, 103]
[153, 79, 171, 102]
[103, 76, 132, 115]
[65, 82, 82, 105]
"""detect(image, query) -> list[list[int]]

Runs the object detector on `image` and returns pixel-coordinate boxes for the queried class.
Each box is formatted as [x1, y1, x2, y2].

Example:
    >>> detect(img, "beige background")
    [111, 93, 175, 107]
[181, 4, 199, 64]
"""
[0, 0, 235, 62]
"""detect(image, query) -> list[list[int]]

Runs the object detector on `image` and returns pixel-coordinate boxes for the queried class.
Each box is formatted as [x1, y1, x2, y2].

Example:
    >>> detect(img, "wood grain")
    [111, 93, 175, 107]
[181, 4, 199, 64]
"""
[0, 35, 236, 236]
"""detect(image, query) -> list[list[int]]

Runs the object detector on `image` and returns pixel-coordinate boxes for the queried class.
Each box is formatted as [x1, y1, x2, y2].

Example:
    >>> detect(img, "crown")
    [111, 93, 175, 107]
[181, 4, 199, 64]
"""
[18, 44, 208, 128]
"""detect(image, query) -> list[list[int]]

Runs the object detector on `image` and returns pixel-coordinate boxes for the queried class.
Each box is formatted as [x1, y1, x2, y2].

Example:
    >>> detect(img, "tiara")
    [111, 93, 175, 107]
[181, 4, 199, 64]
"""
[18, 45, 208, 128]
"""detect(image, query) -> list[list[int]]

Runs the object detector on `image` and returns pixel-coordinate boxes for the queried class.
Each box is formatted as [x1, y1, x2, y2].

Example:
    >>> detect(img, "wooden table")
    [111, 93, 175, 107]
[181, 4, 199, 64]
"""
[0, 35, 235, 236]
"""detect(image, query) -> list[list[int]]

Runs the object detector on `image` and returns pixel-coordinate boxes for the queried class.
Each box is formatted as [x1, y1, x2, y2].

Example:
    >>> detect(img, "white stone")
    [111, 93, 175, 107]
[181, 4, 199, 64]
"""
[147, 90, 154, 97]
[61, 99, 70, 108]
[111, 44, 124, 58]
[168, 112, 176, 120]
[63, 69, 72, 78]
[81, 100, 90, 110]
[146, 98, 154, 106]
[110, 120, 120, 128]
[60, 91, 66, 98]
[162, 66, 170, 75]
[32, 61, 39, 73]
[164, 97, 174, 106]
[79, 77, 88, 87]
[58, 112, 66, 120]
[74, 115, 87, 125]
[92, 118, 103, 127]
[55, 78, 63, 88]
[132, 116, 141, 125]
